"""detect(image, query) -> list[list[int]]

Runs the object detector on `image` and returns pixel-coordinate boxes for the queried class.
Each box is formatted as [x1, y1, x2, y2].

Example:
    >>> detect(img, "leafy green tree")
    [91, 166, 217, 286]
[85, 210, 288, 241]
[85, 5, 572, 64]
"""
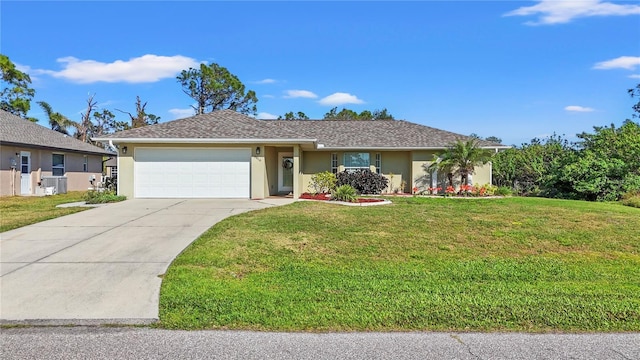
[177, 63, 258, 115]
[37, 101, 74, 135]
[629, 83, 640, 117]
[323, 107, 394, 120]
[556, 120, 640, 200]
[469, 133, 502, 144]
[492, 134, 573, 195]
[429, 139, 493, 186]
[91, 109, 128, 138]
[278, 111, 309, 120]
[324, 107, 359, 120]
[116, 96, 160, 129]
[0, 54, 35, 119]
[371, 108, 394, 120]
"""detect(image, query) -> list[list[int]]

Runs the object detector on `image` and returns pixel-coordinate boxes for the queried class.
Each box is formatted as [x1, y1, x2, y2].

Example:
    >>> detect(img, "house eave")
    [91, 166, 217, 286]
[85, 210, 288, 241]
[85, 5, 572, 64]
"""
[0, 140, 115, 156]
[92, 137, 319, 145]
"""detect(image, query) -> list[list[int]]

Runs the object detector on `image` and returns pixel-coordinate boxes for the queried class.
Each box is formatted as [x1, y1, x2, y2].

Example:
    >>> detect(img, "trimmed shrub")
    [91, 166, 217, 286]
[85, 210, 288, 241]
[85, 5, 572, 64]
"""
[332, 184, 357, 202]
[84, 190, 126, 204]
[336, 169, 389, 194]
[621, 191, 640, 208]
[309, 171, 337, 194]
[495, 186, 513, 196]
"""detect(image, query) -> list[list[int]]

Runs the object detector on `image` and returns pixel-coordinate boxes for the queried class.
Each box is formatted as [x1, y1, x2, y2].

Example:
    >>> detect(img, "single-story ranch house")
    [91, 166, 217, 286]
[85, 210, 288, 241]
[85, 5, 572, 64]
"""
[94, 110, 506, 199]
[0, 110, 115, 196]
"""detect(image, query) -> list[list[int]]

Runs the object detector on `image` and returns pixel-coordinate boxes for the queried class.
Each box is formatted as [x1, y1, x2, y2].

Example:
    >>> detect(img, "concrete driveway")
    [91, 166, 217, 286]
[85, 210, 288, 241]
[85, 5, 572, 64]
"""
[0, 198, 293, 324]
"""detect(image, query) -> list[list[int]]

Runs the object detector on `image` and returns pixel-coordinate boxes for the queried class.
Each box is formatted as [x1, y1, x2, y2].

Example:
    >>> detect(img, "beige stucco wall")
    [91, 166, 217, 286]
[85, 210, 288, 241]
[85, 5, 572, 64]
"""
[265, 146, 294, 196]
[0, 145, 105, 196]
[298, 150, 412, 194]
[0, 169, 20, 196]
[301, 151, 331, 193]
[470, 162, 492, 186]
[379, 151, 411, 193]
[116, 142, 298, 199]
[411, 150, 439, 192]
[264, 146, 277, 196]
[410, 149, 493, 192]
[114, 144, 495, 199]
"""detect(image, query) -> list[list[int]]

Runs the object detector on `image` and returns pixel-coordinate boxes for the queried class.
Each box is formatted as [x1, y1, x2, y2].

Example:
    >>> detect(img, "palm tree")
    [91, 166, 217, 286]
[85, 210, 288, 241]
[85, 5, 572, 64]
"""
[429, 139, 494, 186]
[426, 155, 455, 187]
[37, 101, 75, 135]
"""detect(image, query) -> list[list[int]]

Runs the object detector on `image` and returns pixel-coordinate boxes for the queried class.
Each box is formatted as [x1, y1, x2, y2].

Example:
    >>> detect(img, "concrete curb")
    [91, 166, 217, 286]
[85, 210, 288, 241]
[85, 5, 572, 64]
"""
[298, 199, 392, 207]
[0, 318, 157, 326]
[55, 201, 110, 208]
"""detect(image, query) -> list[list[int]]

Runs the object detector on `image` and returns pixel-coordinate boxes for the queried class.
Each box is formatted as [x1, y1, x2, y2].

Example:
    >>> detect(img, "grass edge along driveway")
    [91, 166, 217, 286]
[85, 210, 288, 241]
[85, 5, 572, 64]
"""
[0, 192, 88, 232]
[159, 196, 640, 332]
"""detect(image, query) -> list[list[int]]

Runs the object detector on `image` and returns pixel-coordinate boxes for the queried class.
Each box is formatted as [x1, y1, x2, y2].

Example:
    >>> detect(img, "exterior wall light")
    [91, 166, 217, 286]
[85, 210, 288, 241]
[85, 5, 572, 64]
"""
[256, 146, 261, 155]
[122, 146, 128, 154]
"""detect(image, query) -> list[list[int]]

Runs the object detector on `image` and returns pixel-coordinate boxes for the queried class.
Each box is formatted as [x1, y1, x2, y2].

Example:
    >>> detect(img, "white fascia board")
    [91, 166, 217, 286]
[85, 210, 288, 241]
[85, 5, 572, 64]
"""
[315, 146, 450, 151]
[92, 138, 318, 144]
[316, 145, 512, 151]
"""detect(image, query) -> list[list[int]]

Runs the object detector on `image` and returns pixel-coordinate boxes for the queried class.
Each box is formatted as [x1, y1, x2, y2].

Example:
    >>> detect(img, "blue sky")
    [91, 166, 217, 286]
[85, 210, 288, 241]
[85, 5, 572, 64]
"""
[2, 0, 639, 146]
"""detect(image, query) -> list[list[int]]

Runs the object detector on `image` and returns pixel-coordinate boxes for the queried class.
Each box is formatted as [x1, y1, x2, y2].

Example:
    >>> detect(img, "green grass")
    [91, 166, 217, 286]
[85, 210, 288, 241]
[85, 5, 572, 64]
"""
[159, 197, 640, 332]
[0, 192, 89, 232]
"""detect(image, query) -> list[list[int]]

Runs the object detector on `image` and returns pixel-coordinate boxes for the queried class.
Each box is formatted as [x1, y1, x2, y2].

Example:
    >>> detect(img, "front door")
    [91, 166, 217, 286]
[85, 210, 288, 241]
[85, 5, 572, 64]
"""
[278, 152, 293, 193]
[20, 151, 31, 195]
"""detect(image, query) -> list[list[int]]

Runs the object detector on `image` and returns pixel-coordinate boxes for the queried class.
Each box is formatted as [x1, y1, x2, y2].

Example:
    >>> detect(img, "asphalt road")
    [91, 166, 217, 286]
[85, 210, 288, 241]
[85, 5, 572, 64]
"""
[1, 327, 638, 360]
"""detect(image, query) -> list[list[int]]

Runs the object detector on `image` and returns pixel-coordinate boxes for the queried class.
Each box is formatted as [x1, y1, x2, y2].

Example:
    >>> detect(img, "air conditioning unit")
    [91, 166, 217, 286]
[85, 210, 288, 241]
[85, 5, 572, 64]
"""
[40, 176, 68, 194]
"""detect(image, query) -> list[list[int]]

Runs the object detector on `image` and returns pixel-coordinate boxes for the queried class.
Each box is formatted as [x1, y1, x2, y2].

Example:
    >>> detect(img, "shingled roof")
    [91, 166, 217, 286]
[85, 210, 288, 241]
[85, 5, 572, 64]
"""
[268, 119, 501, 148]
[0, 110, 115, 155]
[96, 109, 502, 149]
[95, 110, 306, 141]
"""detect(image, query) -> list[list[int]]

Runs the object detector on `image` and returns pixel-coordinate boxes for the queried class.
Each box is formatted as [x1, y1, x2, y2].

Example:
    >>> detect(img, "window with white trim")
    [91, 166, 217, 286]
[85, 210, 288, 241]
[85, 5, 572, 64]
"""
[83, 155, 88, 172]
[52, 154, 65, 176]
[343, 152, 370, 172]
[375, 153, 381, 174]
[110, 166, 118, 178]
[331, 153, 338, 174]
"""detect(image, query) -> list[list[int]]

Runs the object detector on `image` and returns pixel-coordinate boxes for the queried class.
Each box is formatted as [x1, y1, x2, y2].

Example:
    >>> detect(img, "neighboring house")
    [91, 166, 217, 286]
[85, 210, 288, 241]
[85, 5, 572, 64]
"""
[104, 157, 118, 179]
[0, 110, 115, 196]
[94, 110, 507, 200]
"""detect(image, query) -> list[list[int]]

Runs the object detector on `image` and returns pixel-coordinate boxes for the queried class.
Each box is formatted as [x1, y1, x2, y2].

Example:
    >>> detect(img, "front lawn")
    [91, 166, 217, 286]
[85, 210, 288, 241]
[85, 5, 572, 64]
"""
[159, 197, 640, 332]
[0, 192, 89, 232]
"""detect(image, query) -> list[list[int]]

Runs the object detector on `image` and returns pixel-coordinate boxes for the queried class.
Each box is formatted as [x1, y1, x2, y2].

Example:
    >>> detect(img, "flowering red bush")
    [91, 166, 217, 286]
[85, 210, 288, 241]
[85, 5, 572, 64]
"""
[299, 193, 331, 200]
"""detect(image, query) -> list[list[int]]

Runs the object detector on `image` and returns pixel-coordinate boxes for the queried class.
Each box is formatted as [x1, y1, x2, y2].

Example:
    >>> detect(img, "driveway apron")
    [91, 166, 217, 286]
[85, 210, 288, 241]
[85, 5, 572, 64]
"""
[0, 198, 293, 324]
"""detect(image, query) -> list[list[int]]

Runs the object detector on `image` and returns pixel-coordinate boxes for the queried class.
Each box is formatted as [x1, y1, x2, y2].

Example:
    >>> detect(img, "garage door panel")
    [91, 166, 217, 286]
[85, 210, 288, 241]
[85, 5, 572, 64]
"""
[134, 148, 250, 198]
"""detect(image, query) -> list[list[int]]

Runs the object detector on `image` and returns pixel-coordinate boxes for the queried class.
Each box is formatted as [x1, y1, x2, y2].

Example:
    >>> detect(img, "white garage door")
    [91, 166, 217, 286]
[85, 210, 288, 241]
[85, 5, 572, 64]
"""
[134, 148, 251, 198]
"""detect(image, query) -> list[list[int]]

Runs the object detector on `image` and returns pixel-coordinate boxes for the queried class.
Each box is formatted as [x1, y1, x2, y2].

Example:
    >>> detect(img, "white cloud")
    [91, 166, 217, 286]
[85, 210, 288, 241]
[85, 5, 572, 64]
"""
[258, 112, 278, 119]
[262, 94, 276, 99]
[318, 92, 365, 106]
[565, 105, 595, 112]
[593, 56, 640, 70]
[254, 78, 277, 84]
[284, 90, 318, 99]
[504, 0, 640, 25]
[14, 63, 44, 85]
[168, 108, 195, 119]
[629, 74, 640, 79]
[14, 63, 32, 74]
[37, 54, 199, 83]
